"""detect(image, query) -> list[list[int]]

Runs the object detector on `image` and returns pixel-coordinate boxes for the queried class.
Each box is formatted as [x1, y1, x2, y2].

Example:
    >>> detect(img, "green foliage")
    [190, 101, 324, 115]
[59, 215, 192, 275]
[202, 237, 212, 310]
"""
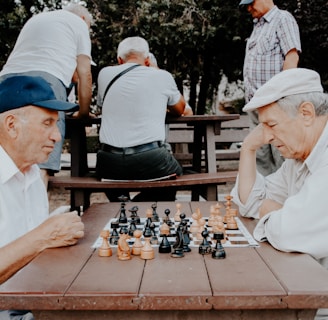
[0, 0, 327, 113]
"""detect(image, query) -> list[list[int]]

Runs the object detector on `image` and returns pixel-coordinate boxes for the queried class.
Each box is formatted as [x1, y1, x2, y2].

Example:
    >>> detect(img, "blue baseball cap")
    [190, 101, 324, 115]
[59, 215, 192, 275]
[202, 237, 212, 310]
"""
[0, 76, 79, 113]
[239, 0, 253, 5]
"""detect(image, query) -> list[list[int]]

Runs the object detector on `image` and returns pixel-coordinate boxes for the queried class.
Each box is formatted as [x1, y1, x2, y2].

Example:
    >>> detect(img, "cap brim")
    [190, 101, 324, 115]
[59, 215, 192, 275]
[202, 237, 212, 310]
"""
[239, 0, 253, 5]
[33, 100, 79, 112]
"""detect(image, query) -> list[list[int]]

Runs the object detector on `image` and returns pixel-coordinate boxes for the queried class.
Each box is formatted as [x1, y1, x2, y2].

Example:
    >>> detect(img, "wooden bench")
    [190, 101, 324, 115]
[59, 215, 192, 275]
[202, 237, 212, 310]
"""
[49, 171, 238, 210]
[167, 114, 250, 166]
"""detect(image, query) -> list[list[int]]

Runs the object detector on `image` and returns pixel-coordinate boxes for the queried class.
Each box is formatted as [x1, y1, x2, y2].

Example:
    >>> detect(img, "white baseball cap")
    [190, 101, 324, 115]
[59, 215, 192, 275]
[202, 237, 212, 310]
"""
[243, 68, 324, 112]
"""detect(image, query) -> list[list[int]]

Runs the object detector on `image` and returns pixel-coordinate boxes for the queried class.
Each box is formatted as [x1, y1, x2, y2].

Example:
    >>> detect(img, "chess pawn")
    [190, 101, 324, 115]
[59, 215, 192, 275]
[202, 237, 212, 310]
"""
[140, 236, 155, 260]
[174, 203, 182, 222]
[98, 230, 112, 257]
[196, 217, 206, 240]
[199, 228, 212, 255]
[211, 216, 226, 244]
[190, 208, 201, 234]
[159, 234, 172, 253]
[163, 209, 173, 226]
[151, 203, 159, 222]
[160, 221, 170, 236]
[117, 232, 131, 261]
[131, 229, 143, 256]
[212, 232, 226, 259]
[207, 205, 216, 227]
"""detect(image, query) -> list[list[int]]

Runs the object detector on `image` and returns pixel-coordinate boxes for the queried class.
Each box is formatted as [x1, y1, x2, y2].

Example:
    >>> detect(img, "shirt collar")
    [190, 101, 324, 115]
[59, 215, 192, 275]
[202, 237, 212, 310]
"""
[254, 5, 278, 24]
[0, 145, 40, 187]
[304, 121, 328, 174]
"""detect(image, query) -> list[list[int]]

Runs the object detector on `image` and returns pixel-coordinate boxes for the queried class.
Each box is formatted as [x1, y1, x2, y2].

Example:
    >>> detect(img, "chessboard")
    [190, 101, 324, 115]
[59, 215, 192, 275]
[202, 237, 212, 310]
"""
[92, 207, 258, 249]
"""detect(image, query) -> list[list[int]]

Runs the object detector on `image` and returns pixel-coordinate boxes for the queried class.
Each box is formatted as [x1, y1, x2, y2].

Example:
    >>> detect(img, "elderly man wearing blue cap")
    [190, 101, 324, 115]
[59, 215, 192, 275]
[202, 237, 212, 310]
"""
[230, 68, 328, 320]
[0, 76, 85, 320]
[240, 0, 301, 176]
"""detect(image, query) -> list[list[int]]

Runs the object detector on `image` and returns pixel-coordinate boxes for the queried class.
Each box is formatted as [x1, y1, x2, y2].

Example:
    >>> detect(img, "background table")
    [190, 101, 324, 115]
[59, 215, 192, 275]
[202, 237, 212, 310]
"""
[65, 114, 240, 177]
[1, 201, 328, 320]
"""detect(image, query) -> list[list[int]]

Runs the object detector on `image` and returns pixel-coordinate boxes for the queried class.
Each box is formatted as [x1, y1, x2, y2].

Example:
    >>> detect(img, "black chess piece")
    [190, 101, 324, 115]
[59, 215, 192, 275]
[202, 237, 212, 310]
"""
[128, 220, 137, 237]
[118, 196, 128, 224]
[143, 223, 152, 238]
[163, 209, 173, 227]
[181, 219, 191, 252]
[212, 232, 226, 259]
[129, 206, 140, 224]
[149, 222, 158, 245]
[199, 228, 212, 255]
[151, 203, 159, 222]
[109, 221, 120, 245]
[171, 225, 184, 258]
[159, 234, 172, 253]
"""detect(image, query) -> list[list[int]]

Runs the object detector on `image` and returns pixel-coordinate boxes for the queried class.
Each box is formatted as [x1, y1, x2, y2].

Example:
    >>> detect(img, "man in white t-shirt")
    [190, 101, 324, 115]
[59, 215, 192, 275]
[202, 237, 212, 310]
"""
[0, 3, 93, 187]
[96, 36, 186, 201]
[0, 76, 85, 320]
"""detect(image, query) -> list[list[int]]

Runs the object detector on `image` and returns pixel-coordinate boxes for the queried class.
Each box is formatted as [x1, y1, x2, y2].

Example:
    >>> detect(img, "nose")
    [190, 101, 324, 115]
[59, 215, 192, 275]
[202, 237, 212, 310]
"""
[263, 127, 274, 143]
[51, 124, 62, 143]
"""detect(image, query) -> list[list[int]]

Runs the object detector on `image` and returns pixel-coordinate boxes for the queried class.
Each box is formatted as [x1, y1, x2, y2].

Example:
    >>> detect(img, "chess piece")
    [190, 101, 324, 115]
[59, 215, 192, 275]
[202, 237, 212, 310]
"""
[131, 229, 143, 255]
[129, 205, 140, 224]
[109, 221, 120, 245]
[181, 219, 191, 252]
[128, 220, 137, 237]
[171, 225, 184, 258]
[118, 195, 128, 224]
[163, 208, 173, 226]
[98, 230, 112, 257]
[117, 232, 131, 260]
[145, 208, 153, 228]
[160, 220, 170, 236]
[212, 232, 226, 259]
[226, 215, 238, 230]
[149, 222, 159, 245]
[174, 203, 182, 222]
[151, 203, 159, 222]
[190, 208, 201, 235]
[199, 228, 212, 255]
[211, 215, 227, 244]
[196, 217, 206, 240]
[159, 234, 172, 253]
[140, 234, 155, 260]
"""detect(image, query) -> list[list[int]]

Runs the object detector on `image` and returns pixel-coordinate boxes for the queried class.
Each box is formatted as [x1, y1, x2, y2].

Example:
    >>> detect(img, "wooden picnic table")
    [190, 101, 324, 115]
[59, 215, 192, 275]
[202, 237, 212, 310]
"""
[65, 114, 240, 177]
[1, 201, 328, 320]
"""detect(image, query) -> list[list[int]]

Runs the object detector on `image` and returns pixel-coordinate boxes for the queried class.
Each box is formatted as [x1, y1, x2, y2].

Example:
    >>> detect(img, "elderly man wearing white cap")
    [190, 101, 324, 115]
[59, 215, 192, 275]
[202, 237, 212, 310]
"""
[239, 0, 301, 176]
[231, 68, 328, 319]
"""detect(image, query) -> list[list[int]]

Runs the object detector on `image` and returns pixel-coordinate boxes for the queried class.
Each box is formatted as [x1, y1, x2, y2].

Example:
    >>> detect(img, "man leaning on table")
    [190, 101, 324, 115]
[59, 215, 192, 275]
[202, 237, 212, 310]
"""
[0, 76, 85, 320]
[230, 68, 328, 320]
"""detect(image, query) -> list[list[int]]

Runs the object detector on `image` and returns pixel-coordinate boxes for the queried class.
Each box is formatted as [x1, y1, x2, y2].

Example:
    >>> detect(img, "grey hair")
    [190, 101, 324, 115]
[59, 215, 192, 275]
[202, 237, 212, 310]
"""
[63, 3, 93, 24]
[277, 92, 328, 117]
[117, 36, 149, 61]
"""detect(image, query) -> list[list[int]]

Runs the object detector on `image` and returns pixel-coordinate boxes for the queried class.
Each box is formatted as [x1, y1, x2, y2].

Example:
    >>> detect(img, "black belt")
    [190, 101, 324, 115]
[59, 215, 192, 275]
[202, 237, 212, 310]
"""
[101, 141, 162, 155]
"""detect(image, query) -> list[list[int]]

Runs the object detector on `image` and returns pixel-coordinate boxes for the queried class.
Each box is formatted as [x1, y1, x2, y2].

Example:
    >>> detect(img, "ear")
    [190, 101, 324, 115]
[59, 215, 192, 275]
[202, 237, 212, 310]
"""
[144, 56, 151, 67]
[117, 57, 124, 65]
[6, 114, 20, 137]
[298, 101, 316, 126]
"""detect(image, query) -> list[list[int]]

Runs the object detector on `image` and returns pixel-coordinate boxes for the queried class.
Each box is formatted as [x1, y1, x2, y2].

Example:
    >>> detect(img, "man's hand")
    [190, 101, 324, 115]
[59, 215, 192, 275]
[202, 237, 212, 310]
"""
[37, 211, 85, 249]
[259, 199, 283, 218]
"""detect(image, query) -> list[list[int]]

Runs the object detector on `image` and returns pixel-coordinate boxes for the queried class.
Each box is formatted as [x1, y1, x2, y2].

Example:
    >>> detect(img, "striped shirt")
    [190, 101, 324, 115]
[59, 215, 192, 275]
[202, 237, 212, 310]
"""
[243, 6, 301, 102]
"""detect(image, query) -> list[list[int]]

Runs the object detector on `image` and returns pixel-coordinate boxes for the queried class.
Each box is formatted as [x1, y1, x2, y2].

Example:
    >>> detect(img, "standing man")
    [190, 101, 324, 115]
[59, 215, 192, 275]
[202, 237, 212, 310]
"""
[230, 68, 328, 319]
[0, 3, 93, 187]
[240, 0, 301, 175]
[0, 76, 85, 319]
[96, 36, 186, 202]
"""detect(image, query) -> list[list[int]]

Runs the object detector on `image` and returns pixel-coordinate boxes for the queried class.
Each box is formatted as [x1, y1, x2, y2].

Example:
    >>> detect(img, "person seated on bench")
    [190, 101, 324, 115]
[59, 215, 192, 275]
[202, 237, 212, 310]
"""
[96, 36, 186, 201]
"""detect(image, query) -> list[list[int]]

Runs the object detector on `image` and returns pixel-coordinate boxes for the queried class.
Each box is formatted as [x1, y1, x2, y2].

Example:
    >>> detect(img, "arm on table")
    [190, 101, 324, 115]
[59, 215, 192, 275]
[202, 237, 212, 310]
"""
[0, 212, 84, 284]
